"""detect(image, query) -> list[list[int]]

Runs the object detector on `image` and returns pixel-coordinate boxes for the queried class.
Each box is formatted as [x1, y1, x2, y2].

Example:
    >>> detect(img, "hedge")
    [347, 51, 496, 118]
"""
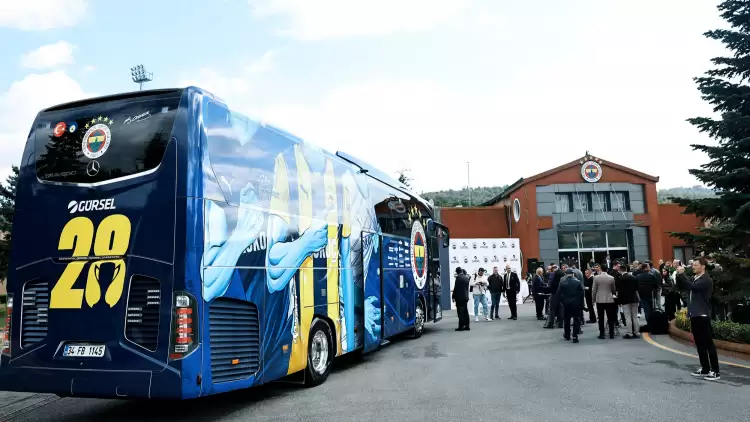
[675, 309, 750, 345]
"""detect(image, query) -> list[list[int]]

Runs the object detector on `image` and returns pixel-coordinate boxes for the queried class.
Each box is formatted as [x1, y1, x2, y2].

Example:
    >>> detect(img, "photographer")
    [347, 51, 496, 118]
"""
[470, 268, 491, 322]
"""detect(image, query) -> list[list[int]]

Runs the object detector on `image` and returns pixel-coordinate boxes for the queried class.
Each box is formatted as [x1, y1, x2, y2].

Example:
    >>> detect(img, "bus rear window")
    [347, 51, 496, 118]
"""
[35, 92, 182, 184]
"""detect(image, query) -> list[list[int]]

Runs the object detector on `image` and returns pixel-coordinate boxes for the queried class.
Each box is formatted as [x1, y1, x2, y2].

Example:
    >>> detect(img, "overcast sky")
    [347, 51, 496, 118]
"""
[0, 0, 729, 192]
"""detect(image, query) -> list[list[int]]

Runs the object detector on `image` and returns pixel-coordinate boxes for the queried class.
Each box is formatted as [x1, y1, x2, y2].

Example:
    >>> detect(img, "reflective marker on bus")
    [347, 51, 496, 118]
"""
[0, 87, 449, 399]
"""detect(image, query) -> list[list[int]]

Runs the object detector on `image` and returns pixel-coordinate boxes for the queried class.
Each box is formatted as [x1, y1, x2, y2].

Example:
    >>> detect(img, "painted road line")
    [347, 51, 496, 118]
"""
[642, 333, 750, 370]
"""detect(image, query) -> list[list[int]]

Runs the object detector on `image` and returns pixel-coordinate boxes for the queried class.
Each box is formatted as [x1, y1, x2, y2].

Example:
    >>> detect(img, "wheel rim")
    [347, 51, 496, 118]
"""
[416, 304, 425, 334]
[311, 330, 329, 374]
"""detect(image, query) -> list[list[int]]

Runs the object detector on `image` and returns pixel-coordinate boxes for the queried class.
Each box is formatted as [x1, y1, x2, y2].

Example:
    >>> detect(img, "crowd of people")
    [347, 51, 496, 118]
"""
[452, 256, 722, 382]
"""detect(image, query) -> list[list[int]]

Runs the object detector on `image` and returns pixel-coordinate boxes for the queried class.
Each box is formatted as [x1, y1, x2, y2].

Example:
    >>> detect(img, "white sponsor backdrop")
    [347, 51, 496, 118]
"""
[448, 238, 528, 315]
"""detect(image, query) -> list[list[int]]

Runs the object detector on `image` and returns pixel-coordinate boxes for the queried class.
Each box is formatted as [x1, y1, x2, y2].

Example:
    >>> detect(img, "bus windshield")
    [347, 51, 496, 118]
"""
[34, 92, 181, 184]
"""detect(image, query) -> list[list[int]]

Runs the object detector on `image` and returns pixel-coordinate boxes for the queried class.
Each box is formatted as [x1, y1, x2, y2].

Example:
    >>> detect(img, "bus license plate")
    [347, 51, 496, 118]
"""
[63, 344, 106, 358]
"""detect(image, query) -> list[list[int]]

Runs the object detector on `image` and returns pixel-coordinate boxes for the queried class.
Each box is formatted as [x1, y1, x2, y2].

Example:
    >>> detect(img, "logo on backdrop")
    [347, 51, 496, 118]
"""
[411, 221, 427, 289]
[581, 160, 603, 183]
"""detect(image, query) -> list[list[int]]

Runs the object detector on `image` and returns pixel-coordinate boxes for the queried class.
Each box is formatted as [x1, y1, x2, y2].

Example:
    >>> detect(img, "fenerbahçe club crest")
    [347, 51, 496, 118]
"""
[411, 221, 427, 289]
[82, 116, 114, 159]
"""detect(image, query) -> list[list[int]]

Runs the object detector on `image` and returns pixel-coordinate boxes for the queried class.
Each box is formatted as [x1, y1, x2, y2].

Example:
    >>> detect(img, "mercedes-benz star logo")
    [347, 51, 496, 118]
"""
[87, 160, 100, 176]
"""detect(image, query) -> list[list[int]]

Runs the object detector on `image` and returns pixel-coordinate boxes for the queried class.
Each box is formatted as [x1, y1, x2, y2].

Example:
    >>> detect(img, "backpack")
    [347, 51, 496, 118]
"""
[647, 292, 670, 334]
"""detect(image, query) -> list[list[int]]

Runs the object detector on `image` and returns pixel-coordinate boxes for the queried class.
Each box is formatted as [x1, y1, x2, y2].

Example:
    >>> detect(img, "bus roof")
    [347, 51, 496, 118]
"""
[39, 86, 432, 211]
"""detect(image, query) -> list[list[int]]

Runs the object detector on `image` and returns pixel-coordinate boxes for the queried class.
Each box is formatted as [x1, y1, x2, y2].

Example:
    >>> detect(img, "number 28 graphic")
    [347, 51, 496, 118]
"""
[50, 214, 132, 309]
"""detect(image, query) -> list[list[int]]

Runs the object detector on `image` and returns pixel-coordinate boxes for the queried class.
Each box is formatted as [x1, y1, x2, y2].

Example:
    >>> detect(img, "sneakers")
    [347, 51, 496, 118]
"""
[691, 369, 709, 377]
[485, 316, 493, 321]
[475, 316, 479, 322]
[704, 371, 721, 381]
[572, 337, 579, 344]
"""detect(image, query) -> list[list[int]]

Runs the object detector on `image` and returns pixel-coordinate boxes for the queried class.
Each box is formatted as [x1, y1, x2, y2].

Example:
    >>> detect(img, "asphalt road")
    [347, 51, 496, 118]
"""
[5, 303, 750, 422]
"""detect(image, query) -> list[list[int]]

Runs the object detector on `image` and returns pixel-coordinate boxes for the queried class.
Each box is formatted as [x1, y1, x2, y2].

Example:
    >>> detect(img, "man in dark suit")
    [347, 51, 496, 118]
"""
[544, 264, 566, 328]
[558, 268, 585, 343]
[503, 264, 521, 320]
[452, 267, 471, 331]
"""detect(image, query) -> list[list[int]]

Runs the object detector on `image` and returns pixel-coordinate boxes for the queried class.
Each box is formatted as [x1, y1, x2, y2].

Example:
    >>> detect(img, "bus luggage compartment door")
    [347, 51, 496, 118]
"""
[362, 232, 382, 354]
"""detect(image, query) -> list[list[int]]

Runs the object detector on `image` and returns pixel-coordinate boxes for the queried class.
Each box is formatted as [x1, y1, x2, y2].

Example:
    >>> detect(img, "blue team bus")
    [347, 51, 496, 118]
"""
[0, 87, 449, 399]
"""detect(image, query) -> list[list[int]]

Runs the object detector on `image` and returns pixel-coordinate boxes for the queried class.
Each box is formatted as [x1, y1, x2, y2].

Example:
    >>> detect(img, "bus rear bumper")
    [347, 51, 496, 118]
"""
[0, 366, 182, 399]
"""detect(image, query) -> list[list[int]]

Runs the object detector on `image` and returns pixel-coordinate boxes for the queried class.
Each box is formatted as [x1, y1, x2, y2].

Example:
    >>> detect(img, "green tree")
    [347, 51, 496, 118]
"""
[671, 0, 750, 301]
[0, 166, 19, 282]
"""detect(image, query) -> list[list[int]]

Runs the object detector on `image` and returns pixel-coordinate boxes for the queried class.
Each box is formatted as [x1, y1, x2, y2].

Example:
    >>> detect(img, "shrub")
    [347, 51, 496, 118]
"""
[673, 308, 750, 344]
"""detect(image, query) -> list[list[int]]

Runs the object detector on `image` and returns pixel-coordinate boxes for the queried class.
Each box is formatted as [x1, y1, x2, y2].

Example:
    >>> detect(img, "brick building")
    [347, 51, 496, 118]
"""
[440, 153, 703, 273]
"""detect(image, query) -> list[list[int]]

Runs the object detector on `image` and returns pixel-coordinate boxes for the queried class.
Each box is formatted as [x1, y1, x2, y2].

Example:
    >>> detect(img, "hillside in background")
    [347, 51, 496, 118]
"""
[421, 186, 508, 207]
[421, 185, 715, 207]
[657, 185, 716, 203]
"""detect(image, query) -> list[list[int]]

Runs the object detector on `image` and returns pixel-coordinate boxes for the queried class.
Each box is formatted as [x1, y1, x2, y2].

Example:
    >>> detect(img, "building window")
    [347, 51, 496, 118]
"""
[579, 231, 606, 248]
[574, 193, 590, 212]
[555, 194, 572, 213]
[558, 232, 579, 249]
[513, 198, 521, 222]
[606, 231, 628, 248]
[673, 246, 695, 263]
[611, 192, 630, 211]
[593, 192, 609, 212]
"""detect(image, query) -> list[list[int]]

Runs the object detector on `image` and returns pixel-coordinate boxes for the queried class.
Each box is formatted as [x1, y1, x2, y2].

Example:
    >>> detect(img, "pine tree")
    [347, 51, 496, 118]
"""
[671, 0, 750, 302]
[0, 166, 19, 282]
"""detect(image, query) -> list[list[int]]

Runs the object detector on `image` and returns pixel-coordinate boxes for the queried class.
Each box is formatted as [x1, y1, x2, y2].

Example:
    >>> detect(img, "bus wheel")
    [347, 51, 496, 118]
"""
[412, 301, 425, 339]
[305, 318, 333, 387]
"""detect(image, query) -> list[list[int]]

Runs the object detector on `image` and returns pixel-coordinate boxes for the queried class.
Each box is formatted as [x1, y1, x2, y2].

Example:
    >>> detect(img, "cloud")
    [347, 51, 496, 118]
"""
[249, 0, 472, 40]
[177, 50, 277, 102]
[0, 0, 89, 31]
[20, 41, 76, 70]
[255, 72, 722, 193]
[0, 72, 93, 177]
[245, 50, 277, 74]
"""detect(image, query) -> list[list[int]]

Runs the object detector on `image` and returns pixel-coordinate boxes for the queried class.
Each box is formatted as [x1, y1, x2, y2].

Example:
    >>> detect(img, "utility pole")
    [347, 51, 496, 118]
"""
[130, 65, 153, 91]
[467, 161, 472, 207]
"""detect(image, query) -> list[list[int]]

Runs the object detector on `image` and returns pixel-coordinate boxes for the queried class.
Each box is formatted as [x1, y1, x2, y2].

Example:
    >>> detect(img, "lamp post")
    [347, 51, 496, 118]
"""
[467, 161, 472, 207]
[130, 65, 153, 91]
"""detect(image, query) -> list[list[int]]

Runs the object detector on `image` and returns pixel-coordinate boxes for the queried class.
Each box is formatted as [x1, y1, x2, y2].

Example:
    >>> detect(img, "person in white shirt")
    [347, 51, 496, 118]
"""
[470, 268, 491, 322]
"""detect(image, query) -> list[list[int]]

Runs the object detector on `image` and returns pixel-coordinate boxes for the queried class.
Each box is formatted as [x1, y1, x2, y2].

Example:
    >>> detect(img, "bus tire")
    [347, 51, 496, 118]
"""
[305, 318, 334, 387]
[411, 300, 425, 339]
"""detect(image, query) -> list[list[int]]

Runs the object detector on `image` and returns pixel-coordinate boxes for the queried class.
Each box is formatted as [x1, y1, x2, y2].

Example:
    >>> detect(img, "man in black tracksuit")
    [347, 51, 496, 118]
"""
[688, 258, 720, 380]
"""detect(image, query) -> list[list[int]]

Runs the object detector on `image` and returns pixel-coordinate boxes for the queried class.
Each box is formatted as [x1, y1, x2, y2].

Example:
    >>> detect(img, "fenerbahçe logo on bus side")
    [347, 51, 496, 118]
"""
[411, 221, 427, 289]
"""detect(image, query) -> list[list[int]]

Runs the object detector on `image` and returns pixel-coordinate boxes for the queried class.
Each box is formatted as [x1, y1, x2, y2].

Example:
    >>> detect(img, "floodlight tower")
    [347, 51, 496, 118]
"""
[130, 64, 153, 91]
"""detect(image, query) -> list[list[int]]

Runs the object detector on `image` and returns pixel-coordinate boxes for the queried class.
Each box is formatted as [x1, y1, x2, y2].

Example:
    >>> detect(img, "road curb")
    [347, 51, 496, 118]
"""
[642, 332, 750, 370]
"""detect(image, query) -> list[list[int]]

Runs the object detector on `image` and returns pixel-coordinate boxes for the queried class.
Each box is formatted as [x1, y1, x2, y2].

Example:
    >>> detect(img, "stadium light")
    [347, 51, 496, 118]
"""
[130, 64, 153, 91]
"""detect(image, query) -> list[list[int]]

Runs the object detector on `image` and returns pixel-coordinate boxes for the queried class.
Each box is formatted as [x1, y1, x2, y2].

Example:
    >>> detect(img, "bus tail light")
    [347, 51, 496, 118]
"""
[169, 291, 198, 360]
[2, 294, 13, 356]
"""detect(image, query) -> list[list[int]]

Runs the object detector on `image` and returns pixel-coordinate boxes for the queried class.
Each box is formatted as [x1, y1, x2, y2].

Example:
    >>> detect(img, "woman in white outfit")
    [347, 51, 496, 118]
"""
[470, 268, 491, 322]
